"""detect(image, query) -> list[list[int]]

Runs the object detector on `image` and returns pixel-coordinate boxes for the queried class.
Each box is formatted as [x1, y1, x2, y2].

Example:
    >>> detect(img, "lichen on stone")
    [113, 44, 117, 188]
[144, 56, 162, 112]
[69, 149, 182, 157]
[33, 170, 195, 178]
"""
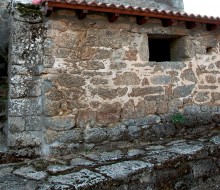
[16, 3, 42, 18]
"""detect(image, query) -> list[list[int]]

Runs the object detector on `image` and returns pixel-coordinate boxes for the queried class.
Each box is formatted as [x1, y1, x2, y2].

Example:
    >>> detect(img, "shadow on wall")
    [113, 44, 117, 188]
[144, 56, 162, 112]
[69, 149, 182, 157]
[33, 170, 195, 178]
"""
[0, 54, 8, 147]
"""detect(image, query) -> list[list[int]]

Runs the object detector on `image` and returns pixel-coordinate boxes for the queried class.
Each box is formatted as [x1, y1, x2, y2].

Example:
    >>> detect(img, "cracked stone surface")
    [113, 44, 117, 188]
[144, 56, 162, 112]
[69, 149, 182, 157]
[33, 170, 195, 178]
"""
[13, 166, 47, 181]
[70, 158, 96, 166]
[0, 134, 219, 189]
[84, 150, 124, 162]
[127, 149, 146, 157]
[47, 165, 74, 174]
[48, 169, 107, 189]
[142, 150, 181, 167]
[96, 160, 153, 180]
[168, 142, 204, 155]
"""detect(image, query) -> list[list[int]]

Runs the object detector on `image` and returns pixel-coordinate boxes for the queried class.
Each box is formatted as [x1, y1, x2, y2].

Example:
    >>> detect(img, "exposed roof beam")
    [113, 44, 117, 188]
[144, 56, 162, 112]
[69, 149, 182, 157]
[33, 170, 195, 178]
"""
[206, 24, 218, 31]
[161, 19, 175, 27]
[108, 13, 119, 23]
[186, 21, 197, 29]
[136, 16, 148, 25]
[76, 9, 88, 20]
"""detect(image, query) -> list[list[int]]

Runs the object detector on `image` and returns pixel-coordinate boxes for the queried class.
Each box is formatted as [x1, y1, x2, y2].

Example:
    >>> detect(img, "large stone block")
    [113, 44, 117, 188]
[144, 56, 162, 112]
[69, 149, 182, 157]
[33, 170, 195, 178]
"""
[91, 88, 118, 100]
[25, 116, 42, 131]
[86, 29, 131, 49]
[130, 87, 164, 97]
[195, 92, 210, 102]
[7, 131, 42, 147]
[56, 74, 85, 88]
[44, 116, 75, 131]
[211, 92, 220, 101]
[9, 97, 42, 116]
[184, 104, 201, 115]
[149, 62, 186, 70]
[62, 87, 84, 100]
[151, 124, 176, 138]
[45, 129, 82, 144]
[181, 69, 197, 83]
[44, 99, 60, 117]
[150, 75, 172, 85]
[113, 72, 141, 85]
[107, 124, 127, 141]
[173, 84, 195, 98]
[84, 127, 107, 143]
[8, 117, 25, 133]
[191, 159, 217, 179]
[10, 75, 42, 98]
[121, 100, 146, 119]
[79, 60, 105, 70]
[97, 102, 121, 124]
[45, 87, 63, 101]
[57, 31, 86, 49]
[76, 109, 96, 128]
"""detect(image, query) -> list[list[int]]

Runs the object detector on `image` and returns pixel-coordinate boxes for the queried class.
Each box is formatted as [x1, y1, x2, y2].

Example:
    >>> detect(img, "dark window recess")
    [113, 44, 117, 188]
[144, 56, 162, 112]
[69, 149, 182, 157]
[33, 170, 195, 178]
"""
[149, 39, 171, 62]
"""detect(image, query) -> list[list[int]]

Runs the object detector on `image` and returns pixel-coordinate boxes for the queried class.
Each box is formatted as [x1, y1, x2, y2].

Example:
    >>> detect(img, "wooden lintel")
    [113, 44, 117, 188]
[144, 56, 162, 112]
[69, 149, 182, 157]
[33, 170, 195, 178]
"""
[108, 13, 119, 23]
[47, 2, 220, 25]
[186, 21, 197, 29]
[161, 19, 175, 27]
[136, 16, 148, 25]
[76, 9, 88, 20]
[206, 24, 218, 31]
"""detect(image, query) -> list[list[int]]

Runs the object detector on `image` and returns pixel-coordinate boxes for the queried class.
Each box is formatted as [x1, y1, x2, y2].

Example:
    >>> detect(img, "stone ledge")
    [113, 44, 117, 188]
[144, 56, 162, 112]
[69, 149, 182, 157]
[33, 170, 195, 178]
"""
[0, 133, 219, 189]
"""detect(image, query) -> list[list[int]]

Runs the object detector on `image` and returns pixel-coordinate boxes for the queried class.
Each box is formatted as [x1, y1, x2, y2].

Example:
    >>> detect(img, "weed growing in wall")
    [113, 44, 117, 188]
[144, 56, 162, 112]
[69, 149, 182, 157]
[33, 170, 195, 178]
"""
[171, 113, 186, 125]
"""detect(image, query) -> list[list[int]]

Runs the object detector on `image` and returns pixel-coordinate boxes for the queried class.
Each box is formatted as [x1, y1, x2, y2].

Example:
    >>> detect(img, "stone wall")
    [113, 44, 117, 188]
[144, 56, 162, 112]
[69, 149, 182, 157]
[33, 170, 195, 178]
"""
[7, 3, 220, 157]
[39, 10, 220, 156]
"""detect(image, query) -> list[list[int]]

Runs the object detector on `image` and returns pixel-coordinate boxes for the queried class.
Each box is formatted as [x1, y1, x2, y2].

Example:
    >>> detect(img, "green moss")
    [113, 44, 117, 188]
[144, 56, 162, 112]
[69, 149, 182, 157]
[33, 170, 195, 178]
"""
[16, 3, 42, 18]
[171, 113, 186, 124]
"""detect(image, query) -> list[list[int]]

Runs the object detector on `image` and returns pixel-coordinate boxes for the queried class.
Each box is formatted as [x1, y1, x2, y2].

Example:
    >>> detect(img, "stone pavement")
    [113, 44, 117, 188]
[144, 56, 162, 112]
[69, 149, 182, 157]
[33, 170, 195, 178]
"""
[0, 133, 219, 190]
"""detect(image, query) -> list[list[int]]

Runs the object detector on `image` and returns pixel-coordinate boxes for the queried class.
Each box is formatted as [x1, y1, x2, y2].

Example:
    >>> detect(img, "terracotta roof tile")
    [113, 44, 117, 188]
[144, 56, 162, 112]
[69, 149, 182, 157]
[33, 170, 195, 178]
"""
[43, 0, 220, 23]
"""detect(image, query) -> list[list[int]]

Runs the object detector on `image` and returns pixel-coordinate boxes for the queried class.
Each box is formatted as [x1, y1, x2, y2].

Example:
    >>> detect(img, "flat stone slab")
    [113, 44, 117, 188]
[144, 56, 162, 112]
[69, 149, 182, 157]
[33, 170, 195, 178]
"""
[168, 142, 204, 156]
[13, 166, 47, 181]
[84, 150, 124, 163]
[47, 165, 74, 174]
[48, 169, 107, 189]
[96, 160, 153, 180]
[0, 174, 39, 190]
[0, 167, 13, 178]
[142, 150, 181, 167]
[127, 149, 146, 157]
[70, 158, 95, 166]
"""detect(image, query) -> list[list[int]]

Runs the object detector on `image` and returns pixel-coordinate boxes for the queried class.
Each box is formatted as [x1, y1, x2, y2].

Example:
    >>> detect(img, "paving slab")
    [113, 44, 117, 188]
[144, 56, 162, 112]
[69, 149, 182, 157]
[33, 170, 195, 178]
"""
[48, 169, 107, 189]
[96, 160, 153, 180]
[13, 166, 47, 181]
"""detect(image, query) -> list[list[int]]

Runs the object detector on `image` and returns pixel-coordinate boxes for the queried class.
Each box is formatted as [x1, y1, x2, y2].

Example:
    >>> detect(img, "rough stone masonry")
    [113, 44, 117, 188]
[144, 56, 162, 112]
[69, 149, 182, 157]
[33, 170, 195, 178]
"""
[4, 0, 220, 158]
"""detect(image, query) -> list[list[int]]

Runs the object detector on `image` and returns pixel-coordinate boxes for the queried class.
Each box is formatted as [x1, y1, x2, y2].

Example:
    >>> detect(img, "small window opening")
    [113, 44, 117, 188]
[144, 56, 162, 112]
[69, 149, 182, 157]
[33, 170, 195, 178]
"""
[148, 35, 187, 62]
[149, 39, 171, 62]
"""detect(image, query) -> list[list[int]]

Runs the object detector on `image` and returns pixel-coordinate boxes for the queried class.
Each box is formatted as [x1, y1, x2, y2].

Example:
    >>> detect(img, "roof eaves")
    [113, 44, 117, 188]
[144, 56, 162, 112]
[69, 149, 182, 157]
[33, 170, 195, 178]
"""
[42, 0, 220, 25]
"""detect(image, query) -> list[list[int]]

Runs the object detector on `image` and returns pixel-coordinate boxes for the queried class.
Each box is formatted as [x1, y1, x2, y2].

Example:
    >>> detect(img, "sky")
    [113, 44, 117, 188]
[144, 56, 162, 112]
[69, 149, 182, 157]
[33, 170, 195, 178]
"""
[184, 0, 220, 17]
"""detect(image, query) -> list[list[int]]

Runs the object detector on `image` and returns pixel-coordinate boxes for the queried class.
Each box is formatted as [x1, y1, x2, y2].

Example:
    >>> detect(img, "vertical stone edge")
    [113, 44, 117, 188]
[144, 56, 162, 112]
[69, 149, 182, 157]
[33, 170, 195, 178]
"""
[7, 2, 44, 157]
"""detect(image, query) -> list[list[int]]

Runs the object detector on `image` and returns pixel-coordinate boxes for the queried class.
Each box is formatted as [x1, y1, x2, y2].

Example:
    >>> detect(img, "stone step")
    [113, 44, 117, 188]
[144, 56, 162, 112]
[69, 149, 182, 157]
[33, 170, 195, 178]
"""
[0, 134, 219, 189]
